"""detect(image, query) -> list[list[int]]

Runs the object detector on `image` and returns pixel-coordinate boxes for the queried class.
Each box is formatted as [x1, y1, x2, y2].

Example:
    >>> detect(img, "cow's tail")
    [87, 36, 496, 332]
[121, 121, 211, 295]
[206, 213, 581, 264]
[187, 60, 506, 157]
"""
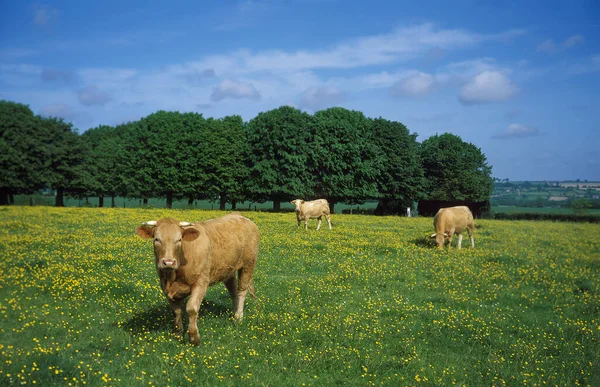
[248, 279, 256, 300]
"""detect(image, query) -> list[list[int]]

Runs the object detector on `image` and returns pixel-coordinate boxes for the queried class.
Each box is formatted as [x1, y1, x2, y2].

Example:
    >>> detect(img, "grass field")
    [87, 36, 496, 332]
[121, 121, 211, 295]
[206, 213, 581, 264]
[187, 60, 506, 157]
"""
[0, 207, 598, 386]
[492, 205, 600, 215]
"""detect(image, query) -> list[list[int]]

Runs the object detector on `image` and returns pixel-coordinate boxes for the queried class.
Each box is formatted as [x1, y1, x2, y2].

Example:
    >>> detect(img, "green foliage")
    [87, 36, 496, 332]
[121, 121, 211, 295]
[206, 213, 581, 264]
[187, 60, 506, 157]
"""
[421, 133, 493, 202]
[1, 99, 497, 210]
[312, 107, 382, 205]
[246, 106, 316, 207]
[0, 101, 46, 202]
[80, 124, 127, 202]
[371, 117, 424, 211]
[571, 198, 592, 214]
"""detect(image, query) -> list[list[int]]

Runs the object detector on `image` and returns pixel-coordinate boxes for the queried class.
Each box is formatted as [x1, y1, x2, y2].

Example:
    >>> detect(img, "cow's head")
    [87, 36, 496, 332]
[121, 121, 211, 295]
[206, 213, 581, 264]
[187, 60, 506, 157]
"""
[290, 199, 304, 211]
[136, 218, 199, 270]
[429, 232, 450, 248]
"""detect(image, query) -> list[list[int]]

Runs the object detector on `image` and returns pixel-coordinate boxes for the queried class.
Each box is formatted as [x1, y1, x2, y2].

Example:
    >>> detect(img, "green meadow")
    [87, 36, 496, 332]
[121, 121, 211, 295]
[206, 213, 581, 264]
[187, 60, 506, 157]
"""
[0, 207, 598, 386]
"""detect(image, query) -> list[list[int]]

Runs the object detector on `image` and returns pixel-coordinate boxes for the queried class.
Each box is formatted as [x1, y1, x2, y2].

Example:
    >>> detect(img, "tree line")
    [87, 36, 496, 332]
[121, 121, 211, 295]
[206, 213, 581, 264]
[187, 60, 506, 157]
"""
[0, 100, 493, 213]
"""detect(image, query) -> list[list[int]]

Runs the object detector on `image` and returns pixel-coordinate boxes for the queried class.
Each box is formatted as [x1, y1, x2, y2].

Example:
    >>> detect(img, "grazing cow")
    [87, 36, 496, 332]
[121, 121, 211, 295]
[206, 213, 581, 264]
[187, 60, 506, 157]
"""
[135, 213, 260, 345]
[429, 206, 475, 249]
[290, 199, 333, 230]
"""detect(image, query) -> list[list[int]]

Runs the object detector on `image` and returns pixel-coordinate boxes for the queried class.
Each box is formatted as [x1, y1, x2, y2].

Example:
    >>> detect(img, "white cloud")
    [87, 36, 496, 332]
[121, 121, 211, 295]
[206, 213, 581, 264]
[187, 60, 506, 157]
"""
[537, 35, 585, 54]
[299, 86, 345, 111]
[563, 34, 584, 48]
[568, 55, 600, 75]
[390, 72, 435, 97]
[78, 85, 112, 106]
[537, 39, 557, 54]
[210, 79, 261, 101]
[458, 70, 519, 105]
[33, 4, 58, 25]
[493, 123, 539, 139]
[194, 24, 521, 74]
[41, 68, 75, 83]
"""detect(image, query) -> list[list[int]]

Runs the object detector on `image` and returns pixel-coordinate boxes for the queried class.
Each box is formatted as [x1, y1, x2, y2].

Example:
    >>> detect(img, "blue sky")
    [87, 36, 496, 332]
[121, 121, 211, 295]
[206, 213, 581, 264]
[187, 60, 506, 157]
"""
[1, 0, 599, 181]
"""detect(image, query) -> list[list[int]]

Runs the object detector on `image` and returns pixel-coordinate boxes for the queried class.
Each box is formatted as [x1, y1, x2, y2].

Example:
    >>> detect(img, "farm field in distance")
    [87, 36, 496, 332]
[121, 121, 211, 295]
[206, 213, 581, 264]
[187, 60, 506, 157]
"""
[0, 207, 598, 386]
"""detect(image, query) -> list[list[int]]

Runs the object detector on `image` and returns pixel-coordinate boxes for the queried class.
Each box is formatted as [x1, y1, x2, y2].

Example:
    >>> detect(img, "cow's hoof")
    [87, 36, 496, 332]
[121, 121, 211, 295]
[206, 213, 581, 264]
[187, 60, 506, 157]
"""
[189, 335, 200, 346]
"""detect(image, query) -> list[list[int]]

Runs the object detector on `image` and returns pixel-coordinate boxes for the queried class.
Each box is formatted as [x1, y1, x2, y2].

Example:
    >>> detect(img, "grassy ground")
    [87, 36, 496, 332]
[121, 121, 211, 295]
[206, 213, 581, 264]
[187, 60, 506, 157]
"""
[492, 205, 600, 215]
[0, 207, 598, 386]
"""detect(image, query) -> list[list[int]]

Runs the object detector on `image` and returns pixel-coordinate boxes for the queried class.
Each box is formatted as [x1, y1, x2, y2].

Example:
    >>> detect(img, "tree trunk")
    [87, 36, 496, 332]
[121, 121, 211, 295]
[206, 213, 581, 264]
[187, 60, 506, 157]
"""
[273, 199, 281, 212]
[9, 192, 14, 205]
[188, 198, 194, 207]
[55, 188, 65, 207]
[111, 195, 116, 208]
[166, 192, 173, 209]
[329, 201, 335, 214]
[143, 198, 148, 206]
[219, 195, 227, 211]
[0, 188, 8, 206]
[99, 196, 104, 207]
[231, 200, 237, 210]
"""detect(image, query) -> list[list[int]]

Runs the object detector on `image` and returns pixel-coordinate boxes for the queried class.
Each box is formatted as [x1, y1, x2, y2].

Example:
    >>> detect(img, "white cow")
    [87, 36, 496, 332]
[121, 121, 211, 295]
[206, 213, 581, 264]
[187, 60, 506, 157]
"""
[290, 199, 332, 230]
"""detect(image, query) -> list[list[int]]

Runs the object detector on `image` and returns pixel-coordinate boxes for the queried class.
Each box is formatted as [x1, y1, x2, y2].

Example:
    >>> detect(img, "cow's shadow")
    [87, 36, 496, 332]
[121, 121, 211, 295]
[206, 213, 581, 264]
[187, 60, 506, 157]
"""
[413, 237, 436, 248]
[119, 299, 230, 335]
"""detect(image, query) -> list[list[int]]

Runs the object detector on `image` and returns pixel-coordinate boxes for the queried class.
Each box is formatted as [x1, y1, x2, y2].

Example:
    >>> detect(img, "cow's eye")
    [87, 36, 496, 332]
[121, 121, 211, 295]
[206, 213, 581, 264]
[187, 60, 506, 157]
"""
[176, 238, 182, 243]
[154, 238, 161, 244]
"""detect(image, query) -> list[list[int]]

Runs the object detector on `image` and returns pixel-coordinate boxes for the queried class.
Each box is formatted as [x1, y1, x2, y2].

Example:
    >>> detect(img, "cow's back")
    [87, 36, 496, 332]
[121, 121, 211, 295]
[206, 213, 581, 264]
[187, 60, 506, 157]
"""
[435, 206, 473, 233]
[199, 214, 260, 283]
[302, 199, 330, 217]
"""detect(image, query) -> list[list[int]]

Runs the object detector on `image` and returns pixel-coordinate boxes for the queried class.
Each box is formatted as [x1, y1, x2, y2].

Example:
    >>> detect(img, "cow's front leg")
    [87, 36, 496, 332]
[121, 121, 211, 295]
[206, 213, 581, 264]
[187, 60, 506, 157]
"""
[186, 282, 208, 346]
[316, 216, 322, 230]
[168, 299, 184, 337]
[457, 233, 463, 249]
[304, 218, 309, 230]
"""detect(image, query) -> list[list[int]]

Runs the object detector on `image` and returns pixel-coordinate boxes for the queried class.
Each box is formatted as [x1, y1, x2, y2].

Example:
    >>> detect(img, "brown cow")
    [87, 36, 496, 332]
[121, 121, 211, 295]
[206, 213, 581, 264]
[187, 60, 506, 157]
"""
[135, 213, 260, 345]
[429, 206, 475, 249]
[290, 199, 332, 230]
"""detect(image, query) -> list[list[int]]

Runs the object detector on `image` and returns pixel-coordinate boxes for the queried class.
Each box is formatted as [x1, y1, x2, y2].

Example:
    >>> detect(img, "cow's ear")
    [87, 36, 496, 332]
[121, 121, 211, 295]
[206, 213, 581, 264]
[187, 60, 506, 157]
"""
[182, 228, 200, 242]
[429, 233, 436, 239]
[136, 225, 154, 239]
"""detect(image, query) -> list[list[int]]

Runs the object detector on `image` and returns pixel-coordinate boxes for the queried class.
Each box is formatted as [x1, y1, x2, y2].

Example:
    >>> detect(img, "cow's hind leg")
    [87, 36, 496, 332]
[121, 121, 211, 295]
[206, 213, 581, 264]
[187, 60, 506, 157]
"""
[186, 282, 208, 346]
[169, 299, 184, 337]
[468, 227, 475, 248]
[224, 276, 238, 314]
[235, 266, 256, 320]
[325, 214, 332, 230]
[457, 233, 463, 249]
[317, 216, 322, 230]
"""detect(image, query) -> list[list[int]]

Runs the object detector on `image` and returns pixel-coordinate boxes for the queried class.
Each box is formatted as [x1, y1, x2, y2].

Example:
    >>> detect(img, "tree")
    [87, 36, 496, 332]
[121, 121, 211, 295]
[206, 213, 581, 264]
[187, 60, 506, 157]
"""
[0, 101, 46, 204]
[246, 106, 315, 210]
[419, 133, 493, 216]
[38, 116, 86, 206]
[80, 124, 127, 207]
[571, 198, 591, 214]
[312, 107, 382, 212]
[209, 116, 250, 210]
[371, 117, 424, 214]
[123, 111, 194, 208]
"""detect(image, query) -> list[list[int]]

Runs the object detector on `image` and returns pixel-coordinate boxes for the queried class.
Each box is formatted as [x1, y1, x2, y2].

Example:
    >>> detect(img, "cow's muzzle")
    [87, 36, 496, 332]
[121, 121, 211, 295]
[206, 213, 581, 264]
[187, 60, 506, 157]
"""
[160, 259, 177, 269]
